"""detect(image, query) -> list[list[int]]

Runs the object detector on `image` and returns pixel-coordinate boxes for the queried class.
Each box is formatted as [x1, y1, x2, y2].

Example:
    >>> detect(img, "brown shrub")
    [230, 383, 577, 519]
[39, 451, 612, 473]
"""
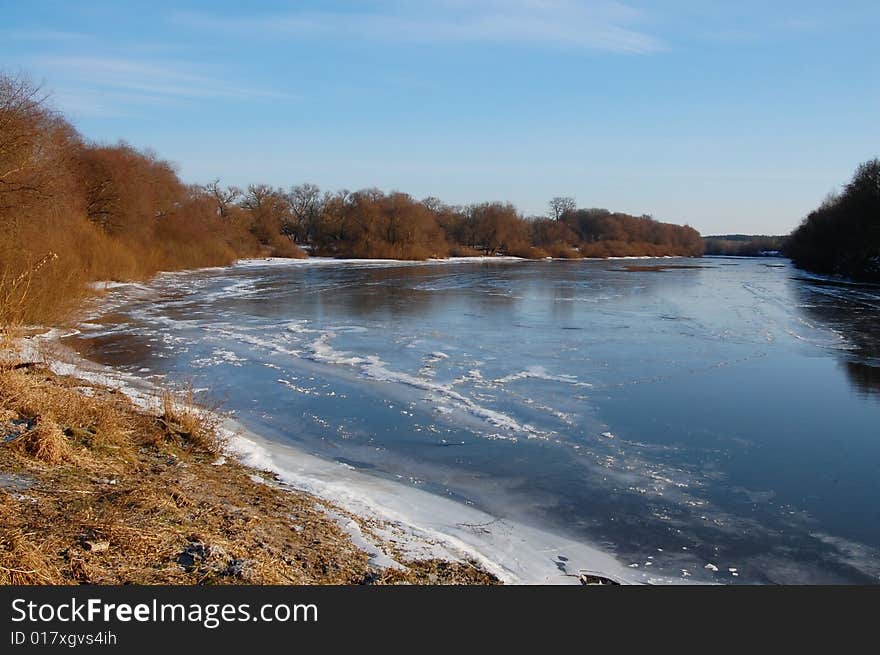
[0, 74, 303, 329]
[160, 387, 223, 454]
[13, 416, 71, 464]
[545, 243, 583, 259]
[267, 236, 308, 259]
[506, 244, 548, 259]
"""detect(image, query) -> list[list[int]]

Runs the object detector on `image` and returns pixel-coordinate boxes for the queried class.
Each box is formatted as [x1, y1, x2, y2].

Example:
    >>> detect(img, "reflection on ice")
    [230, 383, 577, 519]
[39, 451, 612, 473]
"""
[791, 276, 880, 399]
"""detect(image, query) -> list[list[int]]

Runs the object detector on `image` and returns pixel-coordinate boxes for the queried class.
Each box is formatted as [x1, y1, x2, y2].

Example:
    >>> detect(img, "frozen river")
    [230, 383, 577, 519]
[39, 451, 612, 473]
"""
[67, 256, 880, 583]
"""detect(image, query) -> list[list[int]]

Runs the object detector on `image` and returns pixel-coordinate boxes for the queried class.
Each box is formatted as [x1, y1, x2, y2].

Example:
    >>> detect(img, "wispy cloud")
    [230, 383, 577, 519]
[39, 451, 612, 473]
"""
[173, 0, 664, 54]
[28, 55, 294, 117]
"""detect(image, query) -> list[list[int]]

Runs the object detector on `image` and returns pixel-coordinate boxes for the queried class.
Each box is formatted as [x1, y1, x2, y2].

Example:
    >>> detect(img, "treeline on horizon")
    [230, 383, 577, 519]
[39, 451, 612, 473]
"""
[0, 73, 702, 326]
[702, 234, 787, 257]
[209, 187, 704, 261]
[785, 159, 880, 282]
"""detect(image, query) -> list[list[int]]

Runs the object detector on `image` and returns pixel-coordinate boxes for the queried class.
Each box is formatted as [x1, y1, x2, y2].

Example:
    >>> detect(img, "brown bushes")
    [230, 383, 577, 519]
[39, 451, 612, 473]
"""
[311, 190, 450, 260]
[545, 243, 582, 259]
[0, 74, 293, 328]
[265, 235, 308, 259]
[507, 244, 548, 259]
[568, 209, 704, 257]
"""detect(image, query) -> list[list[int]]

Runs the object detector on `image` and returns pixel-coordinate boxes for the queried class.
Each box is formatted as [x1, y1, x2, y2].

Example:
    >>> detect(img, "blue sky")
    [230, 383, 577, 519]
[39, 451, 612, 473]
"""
[3, 1, 878, 234]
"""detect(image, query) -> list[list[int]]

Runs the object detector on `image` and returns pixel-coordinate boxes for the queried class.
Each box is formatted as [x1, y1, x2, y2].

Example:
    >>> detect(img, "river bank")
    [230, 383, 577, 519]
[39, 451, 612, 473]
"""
[2, 330, 638, 585]
[0, 336, 501, 585]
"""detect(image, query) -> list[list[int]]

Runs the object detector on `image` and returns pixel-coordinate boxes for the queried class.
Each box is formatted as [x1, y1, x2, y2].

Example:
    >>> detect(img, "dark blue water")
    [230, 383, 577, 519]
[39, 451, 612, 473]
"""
[69, 257, 880, 583]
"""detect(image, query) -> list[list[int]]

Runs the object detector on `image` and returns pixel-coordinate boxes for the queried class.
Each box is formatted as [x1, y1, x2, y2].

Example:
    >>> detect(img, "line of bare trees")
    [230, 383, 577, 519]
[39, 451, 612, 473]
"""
[185, 185, 704, 261]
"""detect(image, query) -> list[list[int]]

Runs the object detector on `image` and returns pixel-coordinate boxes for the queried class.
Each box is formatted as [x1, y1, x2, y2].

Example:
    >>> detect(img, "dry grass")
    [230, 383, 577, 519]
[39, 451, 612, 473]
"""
[0, 365, 132, 454]
[160, 387, 223, 455]
[0, 360, 499, 586]
[0, 247, 78, 329]
[11, 416, 71, 464]
[0, 526, 63, 585]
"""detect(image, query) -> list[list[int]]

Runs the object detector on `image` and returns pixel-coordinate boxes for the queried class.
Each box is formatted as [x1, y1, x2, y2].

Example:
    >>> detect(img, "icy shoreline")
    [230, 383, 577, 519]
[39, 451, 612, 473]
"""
[230, 254, 682, 268]
[15, 329, 668, 585]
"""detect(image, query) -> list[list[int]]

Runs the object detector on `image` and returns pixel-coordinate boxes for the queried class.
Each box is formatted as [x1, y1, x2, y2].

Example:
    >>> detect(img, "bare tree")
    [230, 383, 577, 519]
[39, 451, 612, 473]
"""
[421, 196, 443, 213]
[0, 74, 68, 213]
[287, 183, 322, 242]
[473, 202, 529, 255]
[548, 196, 576, 222]
[203, 179, 241, 218]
